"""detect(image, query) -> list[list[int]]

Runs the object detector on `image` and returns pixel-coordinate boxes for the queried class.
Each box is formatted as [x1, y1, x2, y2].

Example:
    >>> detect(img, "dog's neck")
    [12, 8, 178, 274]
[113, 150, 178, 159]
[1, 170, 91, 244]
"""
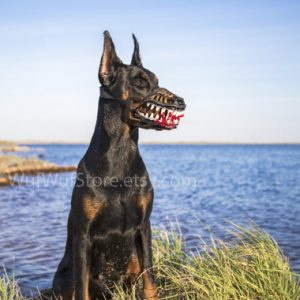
[84, 96, 139, 177]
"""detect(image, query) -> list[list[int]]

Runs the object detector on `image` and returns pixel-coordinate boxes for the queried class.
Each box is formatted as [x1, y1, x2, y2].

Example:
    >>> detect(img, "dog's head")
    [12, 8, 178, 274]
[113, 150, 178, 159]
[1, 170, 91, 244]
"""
[98, 31, 186, 130]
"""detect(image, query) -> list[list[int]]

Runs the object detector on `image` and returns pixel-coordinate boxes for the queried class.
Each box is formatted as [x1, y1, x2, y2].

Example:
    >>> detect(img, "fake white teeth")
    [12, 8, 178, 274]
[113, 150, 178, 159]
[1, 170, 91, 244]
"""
[139, 103, 185, 124]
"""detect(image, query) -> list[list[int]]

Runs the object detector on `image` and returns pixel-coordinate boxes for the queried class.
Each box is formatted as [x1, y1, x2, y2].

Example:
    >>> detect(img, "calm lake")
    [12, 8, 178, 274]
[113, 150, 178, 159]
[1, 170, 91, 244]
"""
[0, 144, 299, 296]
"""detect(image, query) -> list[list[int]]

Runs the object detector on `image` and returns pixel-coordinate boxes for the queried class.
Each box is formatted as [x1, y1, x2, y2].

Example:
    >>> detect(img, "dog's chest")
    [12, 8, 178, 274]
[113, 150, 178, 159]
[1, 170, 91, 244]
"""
[82, 191, 147, 235]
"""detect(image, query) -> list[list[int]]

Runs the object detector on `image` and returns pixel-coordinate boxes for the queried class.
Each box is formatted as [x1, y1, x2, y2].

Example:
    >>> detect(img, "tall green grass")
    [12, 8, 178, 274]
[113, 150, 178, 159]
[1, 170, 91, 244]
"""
[1, 224, 299, 299]
[0, 271, 23, 300]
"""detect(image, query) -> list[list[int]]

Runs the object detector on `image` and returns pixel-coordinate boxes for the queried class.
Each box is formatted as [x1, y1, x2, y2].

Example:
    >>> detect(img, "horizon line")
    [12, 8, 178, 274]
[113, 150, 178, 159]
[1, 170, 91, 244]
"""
[6, 140, 300, 146]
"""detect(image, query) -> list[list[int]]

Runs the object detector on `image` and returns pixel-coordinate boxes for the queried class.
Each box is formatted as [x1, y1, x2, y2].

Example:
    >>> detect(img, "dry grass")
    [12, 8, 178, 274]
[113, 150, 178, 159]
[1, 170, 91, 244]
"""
[110, 224, 300, 299]
[0, 271, 23, 300]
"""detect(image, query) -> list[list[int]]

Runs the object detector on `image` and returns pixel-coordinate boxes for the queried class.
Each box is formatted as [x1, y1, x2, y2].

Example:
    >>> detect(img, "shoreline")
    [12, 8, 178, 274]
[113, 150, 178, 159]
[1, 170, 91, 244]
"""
[0, 143, 77, 186]
[6, 141, 300, 146]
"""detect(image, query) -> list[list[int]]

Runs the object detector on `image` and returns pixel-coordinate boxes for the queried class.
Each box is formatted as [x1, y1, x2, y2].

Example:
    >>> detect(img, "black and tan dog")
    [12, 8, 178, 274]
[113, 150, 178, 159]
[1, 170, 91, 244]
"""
[52, 31, 186, 300]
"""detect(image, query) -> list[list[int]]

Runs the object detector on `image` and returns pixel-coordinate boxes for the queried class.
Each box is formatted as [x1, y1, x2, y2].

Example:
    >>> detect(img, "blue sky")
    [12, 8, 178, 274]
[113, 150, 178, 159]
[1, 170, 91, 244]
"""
[0, 1, 299, 143]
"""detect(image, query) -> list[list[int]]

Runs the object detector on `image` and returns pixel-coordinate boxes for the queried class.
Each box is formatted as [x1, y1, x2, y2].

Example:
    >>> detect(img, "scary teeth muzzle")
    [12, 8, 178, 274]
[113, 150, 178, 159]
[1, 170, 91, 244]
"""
[100, 87, 186, 130]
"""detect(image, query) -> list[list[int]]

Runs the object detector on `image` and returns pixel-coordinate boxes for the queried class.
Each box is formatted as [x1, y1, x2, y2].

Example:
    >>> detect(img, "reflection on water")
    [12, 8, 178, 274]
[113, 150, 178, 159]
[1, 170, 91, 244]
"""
[0, 144, 299, 295]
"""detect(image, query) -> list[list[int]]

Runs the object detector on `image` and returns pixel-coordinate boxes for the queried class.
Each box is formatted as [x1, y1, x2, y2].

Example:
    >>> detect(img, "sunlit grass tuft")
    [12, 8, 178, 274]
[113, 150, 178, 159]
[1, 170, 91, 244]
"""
[0, 271, 23, 300]
[1, 224, 299, 299]
[112, 224, 300, 300]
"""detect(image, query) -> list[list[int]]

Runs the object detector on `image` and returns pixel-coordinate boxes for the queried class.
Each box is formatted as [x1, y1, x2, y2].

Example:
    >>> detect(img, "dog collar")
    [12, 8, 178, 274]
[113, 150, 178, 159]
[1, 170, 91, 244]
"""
[100, 87, 131, 107]
[100, 86, 143, 127]
[100, 87, 154, 128]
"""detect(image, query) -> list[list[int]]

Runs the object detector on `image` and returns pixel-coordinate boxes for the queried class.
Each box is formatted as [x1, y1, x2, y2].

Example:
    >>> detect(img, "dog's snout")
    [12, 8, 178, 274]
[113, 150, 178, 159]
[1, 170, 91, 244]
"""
[173, 96, 186, 109]
[154, 87, 186, 109]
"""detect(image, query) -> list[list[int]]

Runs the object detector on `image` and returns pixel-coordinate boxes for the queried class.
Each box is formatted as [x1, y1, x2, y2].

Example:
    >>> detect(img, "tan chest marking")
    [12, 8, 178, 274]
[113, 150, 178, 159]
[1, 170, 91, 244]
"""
[121, 89, 131, 138]
[82, 196, 104, 221]
[122, 90, 129, 99]
[126, 254, 141, 283]
[85, 269, 90, 300]
[136, 192, 153, 216]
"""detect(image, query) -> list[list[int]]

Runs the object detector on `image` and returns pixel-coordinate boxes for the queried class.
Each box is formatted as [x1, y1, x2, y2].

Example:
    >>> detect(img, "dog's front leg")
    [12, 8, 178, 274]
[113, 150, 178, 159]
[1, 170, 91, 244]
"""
[140, 220, 158, 300]
[73, 229, 90, 300]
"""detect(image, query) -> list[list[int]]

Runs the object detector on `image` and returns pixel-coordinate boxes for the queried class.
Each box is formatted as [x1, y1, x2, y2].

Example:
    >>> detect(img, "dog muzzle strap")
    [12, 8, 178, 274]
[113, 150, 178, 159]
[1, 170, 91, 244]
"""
[100, 87, 154, 128]
[100, 87, 130, 107]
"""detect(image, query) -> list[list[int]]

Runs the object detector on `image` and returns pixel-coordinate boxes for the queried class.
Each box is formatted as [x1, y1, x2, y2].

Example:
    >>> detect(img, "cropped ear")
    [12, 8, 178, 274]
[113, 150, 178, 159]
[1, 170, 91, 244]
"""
[131, 34, 143, 67]
[98, 31, 122, 86]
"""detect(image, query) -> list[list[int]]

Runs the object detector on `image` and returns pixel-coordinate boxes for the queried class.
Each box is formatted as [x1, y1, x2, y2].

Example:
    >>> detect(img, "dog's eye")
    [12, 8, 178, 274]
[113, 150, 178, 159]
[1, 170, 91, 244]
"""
[133, 78, 147, 89]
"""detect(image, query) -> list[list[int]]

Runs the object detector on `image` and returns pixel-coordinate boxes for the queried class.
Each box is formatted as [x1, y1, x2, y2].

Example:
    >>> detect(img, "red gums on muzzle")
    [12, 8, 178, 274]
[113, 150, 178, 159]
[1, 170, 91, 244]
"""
[155, 111, 185, 128]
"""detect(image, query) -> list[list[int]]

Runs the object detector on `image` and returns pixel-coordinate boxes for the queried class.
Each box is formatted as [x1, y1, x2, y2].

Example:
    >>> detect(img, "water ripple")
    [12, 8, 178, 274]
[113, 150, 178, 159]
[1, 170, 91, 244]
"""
[0, 144, 299, 295]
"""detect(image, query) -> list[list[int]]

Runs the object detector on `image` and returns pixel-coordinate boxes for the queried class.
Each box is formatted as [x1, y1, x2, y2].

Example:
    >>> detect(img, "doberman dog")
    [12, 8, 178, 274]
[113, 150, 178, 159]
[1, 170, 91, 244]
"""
[51, 31, 186, 300]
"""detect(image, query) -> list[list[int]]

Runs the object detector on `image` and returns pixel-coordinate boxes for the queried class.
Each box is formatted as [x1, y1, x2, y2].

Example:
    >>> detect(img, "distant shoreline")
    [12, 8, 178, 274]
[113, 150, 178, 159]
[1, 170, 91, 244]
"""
[12, 141, 300, 146]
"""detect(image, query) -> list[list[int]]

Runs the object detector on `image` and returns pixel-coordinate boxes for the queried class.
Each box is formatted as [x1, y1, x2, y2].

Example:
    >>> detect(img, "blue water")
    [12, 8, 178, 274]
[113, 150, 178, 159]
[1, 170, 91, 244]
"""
[0, 144, 300, 295]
